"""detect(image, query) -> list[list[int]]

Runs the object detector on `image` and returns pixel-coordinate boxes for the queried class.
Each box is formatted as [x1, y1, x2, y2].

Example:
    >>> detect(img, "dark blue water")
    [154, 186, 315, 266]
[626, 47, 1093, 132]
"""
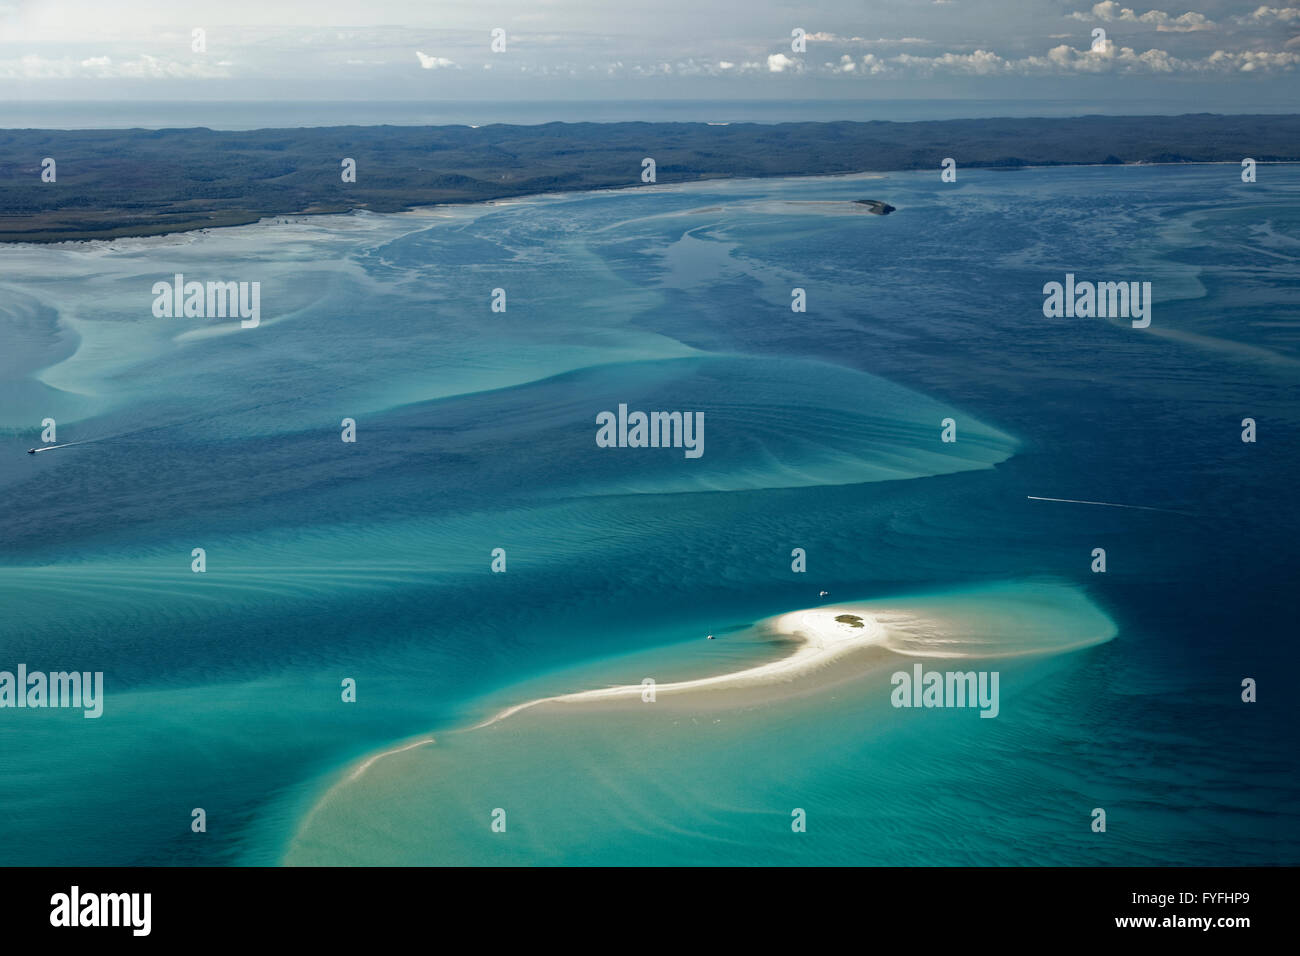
[0, 165, 1296, 864]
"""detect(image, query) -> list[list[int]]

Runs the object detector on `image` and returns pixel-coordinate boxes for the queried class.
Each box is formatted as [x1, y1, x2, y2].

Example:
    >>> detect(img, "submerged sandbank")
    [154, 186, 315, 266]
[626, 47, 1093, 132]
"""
[470, 607, 890, 728]
[283, 581, 1117, 865]
[310, 580, 1117, 792]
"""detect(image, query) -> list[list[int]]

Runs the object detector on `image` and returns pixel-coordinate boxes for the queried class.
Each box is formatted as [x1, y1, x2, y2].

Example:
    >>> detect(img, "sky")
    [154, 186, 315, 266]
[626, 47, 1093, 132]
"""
[0, 0, 1296, 105]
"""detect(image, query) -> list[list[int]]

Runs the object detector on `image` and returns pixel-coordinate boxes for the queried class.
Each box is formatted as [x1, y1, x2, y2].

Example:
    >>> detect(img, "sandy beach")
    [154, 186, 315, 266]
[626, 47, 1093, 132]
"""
[470, 606, 892, 729]
[286, 581, 1120, 803]
[462, 583, 1119, 732]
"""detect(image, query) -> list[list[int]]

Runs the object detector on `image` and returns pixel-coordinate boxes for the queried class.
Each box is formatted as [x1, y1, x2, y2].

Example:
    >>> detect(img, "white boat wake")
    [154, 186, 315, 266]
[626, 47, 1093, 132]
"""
[30, 440, 95, 454]
[1027, 495, 1192, 516]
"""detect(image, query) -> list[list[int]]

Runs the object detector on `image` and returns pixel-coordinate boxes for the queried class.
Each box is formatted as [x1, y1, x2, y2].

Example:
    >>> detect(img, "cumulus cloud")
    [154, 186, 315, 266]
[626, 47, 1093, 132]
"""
[766, 52, 801, 72]
[817, 40, 1298, 77]
[805, 33, 931, 45]
[1205, 48, 1300, 69]
[414, 51, 455, 69]
[1237, 6, 1300, 23]
[618, 28, 1299, 82]
[613, 58, 754, 78]
[0, 53, 230, 79]
[893, 49, 1009, 74]
[859, 53, 889, 74]
[1069, 2, 1215, 31]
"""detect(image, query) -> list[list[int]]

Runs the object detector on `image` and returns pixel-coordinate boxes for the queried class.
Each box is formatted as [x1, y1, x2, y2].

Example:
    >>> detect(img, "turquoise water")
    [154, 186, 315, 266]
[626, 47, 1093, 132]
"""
[0, 165, 1297, 865]
[285, 581, 1124, 866]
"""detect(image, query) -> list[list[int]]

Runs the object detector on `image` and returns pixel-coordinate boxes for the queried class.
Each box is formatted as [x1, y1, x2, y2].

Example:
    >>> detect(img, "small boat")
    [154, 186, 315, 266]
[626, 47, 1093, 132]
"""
[706, 633, 714, 640]
[26, 448, 35, 454]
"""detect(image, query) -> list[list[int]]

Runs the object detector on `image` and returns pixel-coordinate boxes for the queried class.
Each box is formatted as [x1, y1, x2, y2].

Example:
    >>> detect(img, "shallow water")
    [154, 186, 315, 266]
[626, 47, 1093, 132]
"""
[0, 165, 1296, 865]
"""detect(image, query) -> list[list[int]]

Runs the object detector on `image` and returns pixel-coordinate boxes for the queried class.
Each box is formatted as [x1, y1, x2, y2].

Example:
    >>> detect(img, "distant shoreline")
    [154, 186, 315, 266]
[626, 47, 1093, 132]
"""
[4, 158, 1294, 251]
[2, 113, 1296, 244]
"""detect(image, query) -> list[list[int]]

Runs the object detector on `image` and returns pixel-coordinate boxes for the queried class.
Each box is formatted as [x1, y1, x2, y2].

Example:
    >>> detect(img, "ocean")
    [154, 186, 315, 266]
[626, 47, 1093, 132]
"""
[0, 163, 1296, 865]
[4, 98, 1297, 130]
